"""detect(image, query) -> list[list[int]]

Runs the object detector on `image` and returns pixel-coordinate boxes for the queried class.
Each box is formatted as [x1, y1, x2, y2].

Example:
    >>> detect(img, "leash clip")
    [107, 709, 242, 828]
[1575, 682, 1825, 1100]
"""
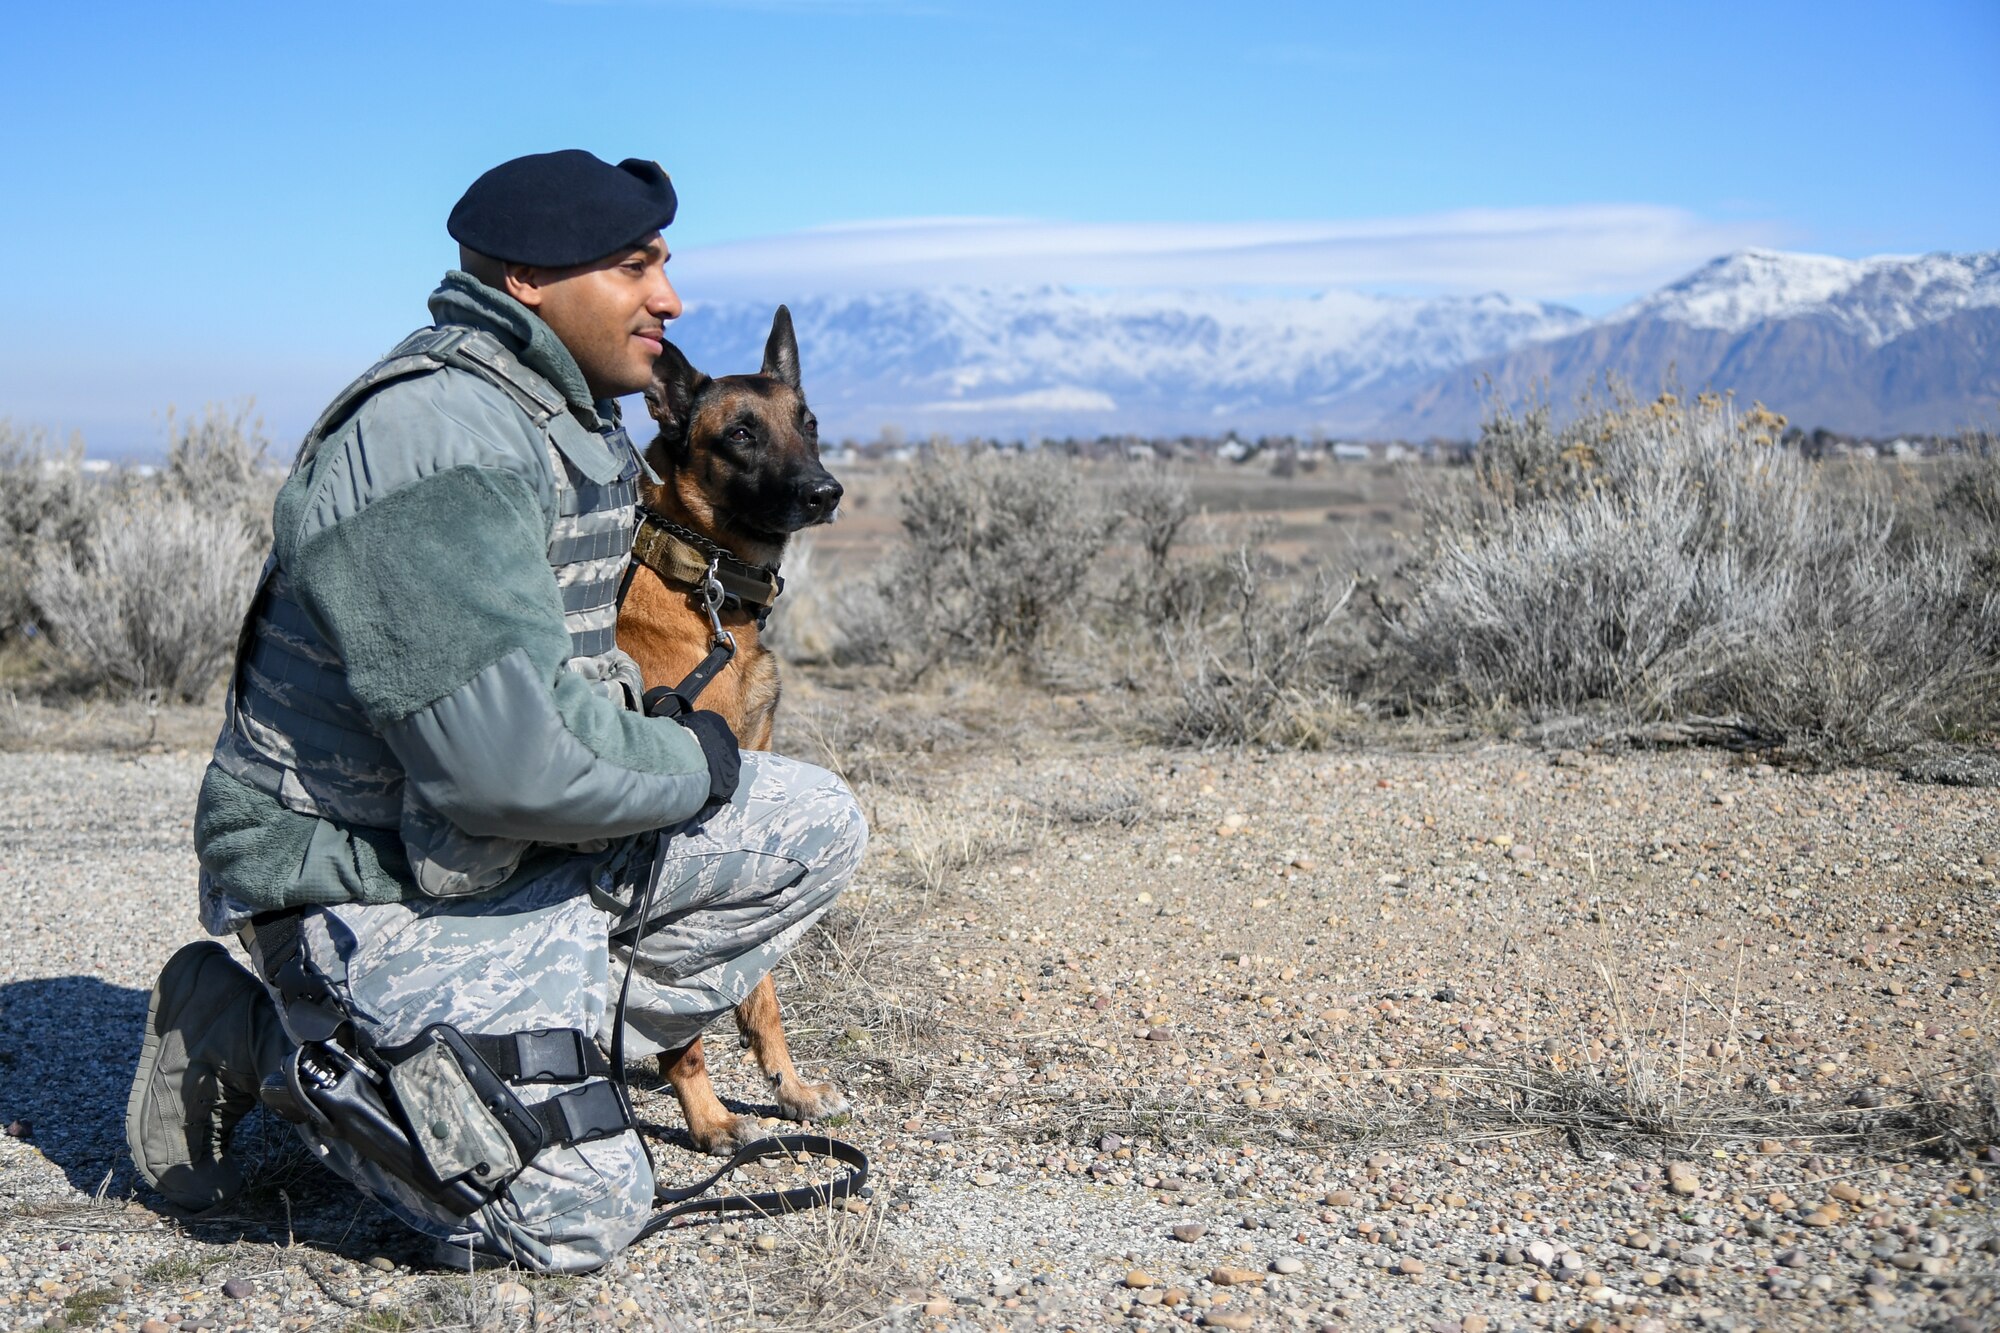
[700, 559, 736, 652]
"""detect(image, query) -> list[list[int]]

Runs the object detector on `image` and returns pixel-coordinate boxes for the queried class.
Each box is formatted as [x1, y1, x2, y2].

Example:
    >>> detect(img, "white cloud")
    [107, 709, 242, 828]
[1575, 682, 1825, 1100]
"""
[674, 205, 1781, 303]
[919, 386, 1118, 413]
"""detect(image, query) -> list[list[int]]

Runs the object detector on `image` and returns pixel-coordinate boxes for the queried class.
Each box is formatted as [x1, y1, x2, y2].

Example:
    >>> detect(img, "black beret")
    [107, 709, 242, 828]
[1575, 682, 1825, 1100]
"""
[447, 150, 677, 267]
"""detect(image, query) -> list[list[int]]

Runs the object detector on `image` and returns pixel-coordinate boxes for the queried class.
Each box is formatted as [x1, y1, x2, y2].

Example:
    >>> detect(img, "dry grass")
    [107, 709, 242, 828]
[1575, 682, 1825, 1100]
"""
[752, 1192, 909, 1331]
[780, 689, 972, 790]
[778, 895, 949, 1065]
[877, 791, 1035, 896]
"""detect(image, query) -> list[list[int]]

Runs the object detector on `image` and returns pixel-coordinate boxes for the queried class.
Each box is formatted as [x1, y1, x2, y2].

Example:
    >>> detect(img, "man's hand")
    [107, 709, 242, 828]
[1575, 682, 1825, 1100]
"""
[644, 688, 740, 805]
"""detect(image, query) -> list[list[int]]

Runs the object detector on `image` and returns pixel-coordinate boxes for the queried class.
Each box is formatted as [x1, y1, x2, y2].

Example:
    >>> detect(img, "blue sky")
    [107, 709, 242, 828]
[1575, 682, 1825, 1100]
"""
[2, 0, 1994, 456]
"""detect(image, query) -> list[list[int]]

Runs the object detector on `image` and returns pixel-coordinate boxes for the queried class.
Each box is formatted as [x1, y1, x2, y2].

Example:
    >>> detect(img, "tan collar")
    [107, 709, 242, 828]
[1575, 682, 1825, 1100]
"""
[630, 510, 783, 611]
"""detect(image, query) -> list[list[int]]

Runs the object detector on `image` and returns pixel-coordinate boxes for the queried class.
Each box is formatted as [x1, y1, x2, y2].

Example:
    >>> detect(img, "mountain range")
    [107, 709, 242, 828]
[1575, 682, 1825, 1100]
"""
[663, 248, 2000, 442]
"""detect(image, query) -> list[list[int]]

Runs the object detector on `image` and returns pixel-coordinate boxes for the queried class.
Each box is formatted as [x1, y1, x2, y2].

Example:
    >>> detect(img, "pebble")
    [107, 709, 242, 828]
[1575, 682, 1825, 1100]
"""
[1396, 1257, 1425, 1277]
[1532, 1282, 1555, 1303]
[1271, 1256, 1304, 1274]
[1667, 1162, 1700, 1196]
[1203, 1315, 1254, 1331]
[1173, 1224, 1207, 1242]
[366, 1255, 396, 1272]
[1211, 1266, 1264, 1286]
[1323, 1190, 1358, 1207]
[494, 1281, 533, 1311]
[221, 1276, 254, 1299]
[1124, 1269, 1156, 1289]
[755, 1234, 779, 1252]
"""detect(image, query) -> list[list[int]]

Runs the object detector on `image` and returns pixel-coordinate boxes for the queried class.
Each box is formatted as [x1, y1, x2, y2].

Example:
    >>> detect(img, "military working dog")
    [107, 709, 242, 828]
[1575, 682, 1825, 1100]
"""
[616, 306, 849, 1154]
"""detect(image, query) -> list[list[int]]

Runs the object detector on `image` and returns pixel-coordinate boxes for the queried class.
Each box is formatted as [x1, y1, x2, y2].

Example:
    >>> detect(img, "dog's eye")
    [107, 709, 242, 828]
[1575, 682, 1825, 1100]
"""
[727, 426, 753, 444]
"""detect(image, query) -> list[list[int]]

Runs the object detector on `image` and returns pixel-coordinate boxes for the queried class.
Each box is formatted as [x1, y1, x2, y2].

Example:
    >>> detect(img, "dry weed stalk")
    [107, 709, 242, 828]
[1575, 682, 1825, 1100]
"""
[754, 1189, 906, 1331]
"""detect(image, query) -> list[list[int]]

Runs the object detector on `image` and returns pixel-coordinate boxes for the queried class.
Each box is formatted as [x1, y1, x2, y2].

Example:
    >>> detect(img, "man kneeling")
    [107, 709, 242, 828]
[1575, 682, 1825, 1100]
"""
[124, 150, 865, 1273]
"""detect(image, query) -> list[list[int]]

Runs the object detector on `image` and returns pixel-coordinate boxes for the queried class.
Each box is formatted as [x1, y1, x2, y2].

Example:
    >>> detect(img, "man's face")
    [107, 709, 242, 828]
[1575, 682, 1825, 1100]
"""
[504, 235, 681, 398]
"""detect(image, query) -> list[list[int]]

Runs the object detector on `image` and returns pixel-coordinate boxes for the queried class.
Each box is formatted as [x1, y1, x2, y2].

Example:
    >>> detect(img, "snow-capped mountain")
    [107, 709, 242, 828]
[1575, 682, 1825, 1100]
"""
[656, 248, 1997, 441]
[665, 287, 1588, 439]
[1383, 249, 2000, 438]
[1608, 249, 2000, 346]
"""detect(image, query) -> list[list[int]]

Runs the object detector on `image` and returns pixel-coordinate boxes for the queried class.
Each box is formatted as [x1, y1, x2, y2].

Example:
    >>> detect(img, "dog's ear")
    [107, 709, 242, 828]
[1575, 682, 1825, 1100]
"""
[643, 340, 710, 451]
[760, 305, 801, 390]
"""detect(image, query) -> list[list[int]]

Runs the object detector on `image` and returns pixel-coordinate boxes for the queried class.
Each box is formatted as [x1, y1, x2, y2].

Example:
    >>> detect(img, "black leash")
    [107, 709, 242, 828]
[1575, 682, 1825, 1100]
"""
[607, 779, 868, 1237]
[636, 1132, 869, 1238]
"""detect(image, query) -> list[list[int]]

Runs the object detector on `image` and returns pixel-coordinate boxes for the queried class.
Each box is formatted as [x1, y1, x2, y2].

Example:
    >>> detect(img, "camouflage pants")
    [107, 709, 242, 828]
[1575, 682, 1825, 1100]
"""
[250, 752, 865, 1273]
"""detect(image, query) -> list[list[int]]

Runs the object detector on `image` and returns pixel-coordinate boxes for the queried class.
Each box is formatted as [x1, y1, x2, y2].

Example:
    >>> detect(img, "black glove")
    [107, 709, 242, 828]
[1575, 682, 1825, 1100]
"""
[646, 689, 741, 806]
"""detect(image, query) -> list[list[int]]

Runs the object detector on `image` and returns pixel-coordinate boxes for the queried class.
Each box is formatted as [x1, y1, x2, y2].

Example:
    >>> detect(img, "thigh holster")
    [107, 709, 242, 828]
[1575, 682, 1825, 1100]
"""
[248, 912, 633, 1216]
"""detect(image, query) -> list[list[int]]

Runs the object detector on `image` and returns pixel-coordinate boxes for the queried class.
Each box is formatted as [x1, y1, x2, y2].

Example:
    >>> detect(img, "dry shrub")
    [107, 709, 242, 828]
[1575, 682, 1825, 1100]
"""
[1388, 394, 2000, 759]
[1150, 541, 1363, 748]
[162, 401, 279, 544]
[29, 492, 262, 703]
[0, 422, 95, 638]
[1115, 462, 1195, 586]
[1927, 431, 2000, 599]
[16, 402, 274, 703]
[881, 447, 1117, 672]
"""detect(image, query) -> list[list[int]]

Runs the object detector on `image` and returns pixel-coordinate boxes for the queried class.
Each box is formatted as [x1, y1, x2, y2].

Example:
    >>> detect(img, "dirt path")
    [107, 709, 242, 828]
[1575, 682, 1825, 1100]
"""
[0, 729, 1992, 1331]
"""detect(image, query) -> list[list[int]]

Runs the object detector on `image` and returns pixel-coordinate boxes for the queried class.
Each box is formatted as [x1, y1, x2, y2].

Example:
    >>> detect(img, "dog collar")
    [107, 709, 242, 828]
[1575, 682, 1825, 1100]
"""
[630, 509, 784, 612]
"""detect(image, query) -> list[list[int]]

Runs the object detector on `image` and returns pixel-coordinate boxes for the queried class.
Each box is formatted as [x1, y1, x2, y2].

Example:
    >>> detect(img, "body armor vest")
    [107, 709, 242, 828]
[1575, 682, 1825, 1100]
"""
[210, 325, 641, 890]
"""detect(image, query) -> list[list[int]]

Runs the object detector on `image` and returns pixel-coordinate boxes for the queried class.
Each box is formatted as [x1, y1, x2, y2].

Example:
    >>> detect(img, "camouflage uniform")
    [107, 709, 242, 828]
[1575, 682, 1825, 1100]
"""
[180, 272, 863, 1273]
[246, 751, 863, 1272]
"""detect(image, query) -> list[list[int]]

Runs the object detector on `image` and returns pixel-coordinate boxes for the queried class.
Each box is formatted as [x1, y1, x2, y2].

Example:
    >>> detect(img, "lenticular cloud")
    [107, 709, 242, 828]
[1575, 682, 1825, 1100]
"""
[674, 205, 1777, 301]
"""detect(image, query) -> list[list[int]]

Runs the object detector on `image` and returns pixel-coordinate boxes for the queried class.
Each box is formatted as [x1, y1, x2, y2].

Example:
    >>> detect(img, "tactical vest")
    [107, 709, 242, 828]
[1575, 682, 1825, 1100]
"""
[210, 325, 641, 894]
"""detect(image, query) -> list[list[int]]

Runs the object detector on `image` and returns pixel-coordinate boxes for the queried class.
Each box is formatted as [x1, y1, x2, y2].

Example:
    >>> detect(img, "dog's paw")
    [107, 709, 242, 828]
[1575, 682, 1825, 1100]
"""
[771, 1073, 850, 1123]
[688, 1112, 767, 1158]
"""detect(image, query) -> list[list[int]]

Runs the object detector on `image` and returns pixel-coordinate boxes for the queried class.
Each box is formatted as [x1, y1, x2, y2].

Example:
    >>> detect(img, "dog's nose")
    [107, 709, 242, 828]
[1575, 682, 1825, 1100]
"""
[798, 476, 843, 521]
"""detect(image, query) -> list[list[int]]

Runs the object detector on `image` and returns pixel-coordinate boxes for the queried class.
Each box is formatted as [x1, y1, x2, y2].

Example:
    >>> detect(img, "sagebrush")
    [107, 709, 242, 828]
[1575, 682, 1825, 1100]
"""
[876, 447, 1118, 672]
[1384, 394, 2000, 758]
[0, 421, 95, 639]
[11, 402, 274, 702]
[29, 493, 263, 703]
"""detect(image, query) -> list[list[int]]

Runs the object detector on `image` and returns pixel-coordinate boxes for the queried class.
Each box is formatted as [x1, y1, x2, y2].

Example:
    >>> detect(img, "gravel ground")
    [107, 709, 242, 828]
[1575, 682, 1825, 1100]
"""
[0, 717, 1995, 1332]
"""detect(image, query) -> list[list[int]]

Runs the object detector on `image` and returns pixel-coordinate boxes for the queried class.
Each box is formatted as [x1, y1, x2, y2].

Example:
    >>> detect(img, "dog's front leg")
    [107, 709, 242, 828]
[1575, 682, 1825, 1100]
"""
[657, 1037, 761, 1156]
[735, 973, 849, 1121]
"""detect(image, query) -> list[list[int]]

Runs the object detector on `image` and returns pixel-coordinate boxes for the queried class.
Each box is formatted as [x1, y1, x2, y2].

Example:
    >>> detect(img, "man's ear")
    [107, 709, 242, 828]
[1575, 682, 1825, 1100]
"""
[643, 340, 710, 454]
[760, 305, 801, 390]
[501, 263, 548, 310]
